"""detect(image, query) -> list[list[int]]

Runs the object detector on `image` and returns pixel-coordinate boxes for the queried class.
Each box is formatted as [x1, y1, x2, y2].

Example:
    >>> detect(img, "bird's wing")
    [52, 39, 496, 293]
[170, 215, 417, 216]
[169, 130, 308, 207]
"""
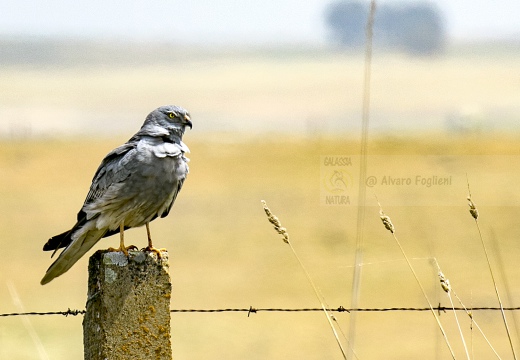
[84, 141, 139, 208]
[161, 176, 186, 218]
[42, 141, 139, 253]
[41, 141, 142, 284]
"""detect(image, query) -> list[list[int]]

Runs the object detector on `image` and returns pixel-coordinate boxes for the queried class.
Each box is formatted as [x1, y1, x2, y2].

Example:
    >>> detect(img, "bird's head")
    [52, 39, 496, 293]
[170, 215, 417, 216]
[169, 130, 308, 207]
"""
[155, 105, 192, 132]
[139, 105, 192, 140]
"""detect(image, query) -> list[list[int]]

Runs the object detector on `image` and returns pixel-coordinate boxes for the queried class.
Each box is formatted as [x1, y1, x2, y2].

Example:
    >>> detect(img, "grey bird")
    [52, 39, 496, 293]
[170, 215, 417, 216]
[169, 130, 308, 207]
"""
[41, 105, 192, 285]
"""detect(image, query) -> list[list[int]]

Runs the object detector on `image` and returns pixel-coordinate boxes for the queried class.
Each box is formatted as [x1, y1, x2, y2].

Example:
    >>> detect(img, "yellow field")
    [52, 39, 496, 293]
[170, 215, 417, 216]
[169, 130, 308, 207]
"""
[1, 46, 520, 358]
[1, 133, 520, 359]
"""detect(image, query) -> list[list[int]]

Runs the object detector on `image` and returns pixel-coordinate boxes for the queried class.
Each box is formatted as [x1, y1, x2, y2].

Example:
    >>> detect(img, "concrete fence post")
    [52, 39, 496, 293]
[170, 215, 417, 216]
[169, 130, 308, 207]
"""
[83, 250, 172, 360]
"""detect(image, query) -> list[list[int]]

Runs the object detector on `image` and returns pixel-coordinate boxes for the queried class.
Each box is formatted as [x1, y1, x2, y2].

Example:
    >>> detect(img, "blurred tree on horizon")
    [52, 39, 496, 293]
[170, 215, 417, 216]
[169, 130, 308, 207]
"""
[325, 1, 447, 55]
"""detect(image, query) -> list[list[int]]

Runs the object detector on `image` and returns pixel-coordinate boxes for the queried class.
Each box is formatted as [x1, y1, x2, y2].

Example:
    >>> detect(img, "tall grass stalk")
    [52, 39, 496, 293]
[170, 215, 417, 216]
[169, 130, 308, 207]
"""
[349, 1, 377, 356]
[438, 271, 471, 360]
[489, 230, 520, 346]
[470, 297, 474, 359]
[434, 260, 502, 359]
[261, 200, 353, 360]
[454, 293, 502, 359]
[6, 281, 49, 360]
[377, 201, 457, 359]
[466, 181, 517, 359]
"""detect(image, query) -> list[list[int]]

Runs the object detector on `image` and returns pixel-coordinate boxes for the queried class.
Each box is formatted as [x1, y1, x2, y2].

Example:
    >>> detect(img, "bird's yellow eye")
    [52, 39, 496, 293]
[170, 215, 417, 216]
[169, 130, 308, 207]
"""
[168, 113, 175, 119]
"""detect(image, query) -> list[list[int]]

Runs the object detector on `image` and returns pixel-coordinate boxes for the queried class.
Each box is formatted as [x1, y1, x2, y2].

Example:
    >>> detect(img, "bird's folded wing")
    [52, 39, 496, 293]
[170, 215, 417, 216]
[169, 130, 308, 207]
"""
[84, 142, 138, 206]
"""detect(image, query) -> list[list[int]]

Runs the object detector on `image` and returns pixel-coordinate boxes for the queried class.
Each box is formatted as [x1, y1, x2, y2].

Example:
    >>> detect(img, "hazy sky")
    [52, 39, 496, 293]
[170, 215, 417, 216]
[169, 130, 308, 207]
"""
[1, 0, 519, 45]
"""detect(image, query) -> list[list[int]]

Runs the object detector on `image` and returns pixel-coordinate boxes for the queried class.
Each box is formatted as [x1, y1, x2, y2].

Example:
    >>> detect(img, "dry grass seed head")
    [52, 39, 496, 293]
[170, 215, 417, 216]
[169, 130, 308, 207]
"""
[261, 200, 289, 243]
[466, 176, 479, 220]
[467, 196, 479, 220]
[438, 271, 451, 293]
[379, 209, 395, 234]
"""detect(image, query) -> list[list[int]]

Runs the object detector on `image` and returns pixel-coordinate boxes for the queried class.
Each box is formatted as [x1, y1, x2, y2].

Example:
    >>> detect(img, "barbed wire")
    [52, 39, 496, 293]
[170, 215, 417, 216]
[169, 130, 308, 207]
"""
[2, 305, 520, 318]
[0, 308, 85, 317]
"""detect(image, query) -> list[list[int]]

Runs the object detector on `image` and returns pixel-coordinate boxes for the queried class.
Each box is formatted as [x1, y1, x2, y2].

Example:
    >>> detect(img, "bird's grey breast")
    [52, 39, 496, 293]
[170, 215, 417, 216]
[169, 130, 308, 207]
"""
[131, 138, 188, 203]
[91, 137, 188, 229]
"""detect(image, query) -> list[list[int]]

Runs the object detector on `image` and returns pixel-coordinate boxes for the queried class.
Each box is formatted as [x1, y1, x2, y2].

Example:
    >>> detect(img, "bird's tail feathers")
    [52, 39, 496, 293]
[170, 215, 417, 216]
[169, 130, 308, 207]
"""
[43, 216, 88, 256]
[40, 225, 106, 285]
[43, 230, 74, 258]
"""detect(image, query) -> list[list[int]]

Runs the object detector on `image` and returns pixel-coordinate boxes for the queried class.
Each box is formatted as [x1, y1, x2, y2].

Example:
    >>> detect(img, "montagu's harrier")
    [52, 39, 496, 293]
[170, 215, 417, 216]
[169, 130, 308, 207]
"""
[41, 105, 192, 285]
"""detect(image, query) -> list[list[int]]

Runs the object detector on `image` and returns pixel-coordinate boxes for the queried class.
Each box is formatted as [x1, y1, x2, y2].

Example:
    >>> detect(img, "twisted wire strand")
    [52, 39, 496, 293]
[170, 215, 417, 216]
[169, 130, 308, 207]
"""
[2, 306, 520, 317]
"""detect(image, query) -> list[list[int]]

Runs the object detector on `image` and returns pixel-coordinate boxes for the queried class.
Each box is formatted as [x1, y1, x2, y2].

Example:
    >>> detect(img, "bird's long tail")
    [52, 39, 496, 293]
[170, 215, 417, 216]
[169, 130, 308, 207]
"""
[41, 224, 106, 285]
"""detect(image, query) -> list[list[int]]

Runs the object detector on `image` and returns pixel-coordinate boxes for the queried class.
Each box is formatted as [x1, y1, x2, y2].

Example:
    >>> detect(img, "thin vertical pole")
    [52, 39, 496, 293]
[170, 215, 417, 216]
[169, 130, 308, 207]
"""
[347, 2, 376, 358]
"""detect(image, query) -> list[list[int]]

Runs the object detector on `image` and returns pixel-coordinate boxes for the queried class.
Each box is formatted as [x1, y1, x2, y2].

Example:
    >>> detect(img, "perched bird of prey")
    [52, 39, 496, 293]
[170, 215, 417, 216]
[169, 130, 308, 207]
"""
[41, 105, 192, 285]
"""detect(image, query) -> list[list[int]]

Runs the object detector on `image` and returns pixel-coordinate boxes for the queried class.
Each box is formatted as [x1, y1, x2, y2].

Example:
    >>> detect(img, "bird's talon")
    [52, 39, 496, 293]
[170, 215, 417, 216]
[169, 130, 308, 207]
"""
[144, 246, 164, 258]
[107, 245, 137, 257]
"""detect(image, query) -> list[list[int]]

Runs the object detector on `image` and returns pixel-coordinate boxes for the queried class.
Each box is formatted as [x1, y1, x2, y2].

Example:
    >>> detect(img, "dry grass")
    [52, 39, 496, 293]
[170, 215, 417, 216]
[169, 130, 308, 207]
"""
[1, 134, 520, 359]
[1, 45, 520, 359]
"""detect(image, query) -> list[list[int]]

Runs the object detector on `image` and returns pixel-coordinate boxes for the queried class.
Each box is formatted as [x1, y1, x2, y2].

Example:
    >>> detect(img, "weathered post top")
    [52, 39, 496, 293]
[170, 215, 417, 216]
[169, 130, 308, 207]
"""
[83, 250, 172, 360]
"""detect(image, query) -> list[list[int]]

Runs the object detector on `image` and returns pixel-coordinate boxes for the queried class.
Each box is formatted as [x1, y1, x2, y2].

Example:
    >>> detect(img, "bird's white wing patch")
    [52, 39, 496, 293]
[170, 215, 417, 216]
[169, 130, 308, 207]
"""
[152, 142, 183, 158]
[179, 141, 190, 153]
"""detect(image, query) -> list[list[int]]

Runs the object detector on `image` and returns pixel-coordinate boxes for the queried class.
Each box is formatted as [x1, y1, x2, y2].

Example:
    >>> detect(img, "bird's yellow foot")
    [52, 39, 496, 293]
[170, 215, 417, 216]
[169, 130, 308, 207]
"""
[107, 245, 138, 256]
[143, 246, 166, 259]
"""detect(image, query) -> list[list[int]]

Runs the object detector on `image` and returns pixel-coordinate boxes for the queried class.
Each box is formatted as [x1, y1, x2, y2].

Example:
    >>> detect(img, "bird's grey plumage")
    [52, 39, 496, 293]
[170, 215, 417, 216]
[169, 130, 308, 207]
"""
[41, 105, 192, 285]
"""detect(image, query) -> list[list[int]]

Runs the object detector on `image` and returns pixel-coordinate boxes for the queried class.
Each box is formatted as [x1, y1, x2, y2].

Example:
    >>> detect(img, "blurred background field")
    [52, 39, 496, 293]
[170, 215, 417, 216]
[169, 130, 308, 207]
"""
[1, 44, 519, 136]
[1, 1, 520, 359]
[2, 133, 520, 359]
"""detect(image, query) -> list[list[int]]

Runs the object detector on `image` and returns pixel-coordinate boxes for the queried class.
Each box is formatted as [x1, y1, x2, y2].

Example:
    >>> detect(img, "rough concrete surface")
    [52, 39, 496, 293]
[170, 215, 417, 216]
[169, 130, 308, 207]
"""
[83, 250, 172, 360]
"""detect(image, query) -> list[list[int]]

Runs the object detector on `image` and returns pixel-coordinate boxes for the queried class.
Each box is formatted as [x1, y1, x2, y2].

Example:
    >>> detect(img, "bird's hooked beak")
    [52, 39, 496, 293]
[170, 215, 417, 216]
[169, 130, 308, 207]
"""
[183, 114, 192, 129]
